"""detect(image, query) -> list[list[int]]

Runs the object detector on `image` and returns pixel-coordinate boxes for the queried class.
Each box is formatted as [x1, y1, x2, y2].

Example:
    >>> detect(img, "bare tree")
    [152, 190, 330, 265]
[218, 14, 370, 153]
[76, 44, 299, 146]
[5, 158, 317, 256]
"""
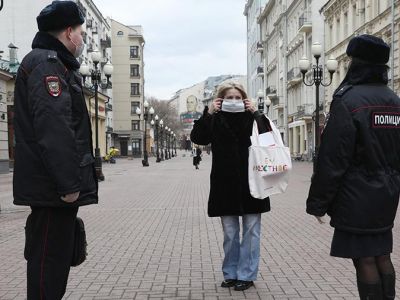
[147, 97, 183, 135]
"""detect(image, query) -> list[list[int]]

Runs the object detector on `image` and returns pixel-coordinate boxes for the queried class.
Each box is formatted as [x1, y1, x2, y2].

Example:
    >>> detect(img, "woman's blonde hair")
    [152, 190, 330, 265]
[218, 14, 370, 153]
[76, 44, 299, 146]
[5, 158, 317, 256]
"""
[216, 82, 248, 100]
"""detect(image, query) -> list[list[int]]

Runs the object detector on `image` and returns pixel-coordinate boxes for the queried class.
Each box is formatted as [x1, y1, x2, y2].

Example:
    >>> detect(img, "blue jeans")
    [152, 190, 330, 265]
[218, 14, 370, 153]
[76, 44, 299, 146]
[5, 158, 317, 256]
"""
[220, 214, 261, 281]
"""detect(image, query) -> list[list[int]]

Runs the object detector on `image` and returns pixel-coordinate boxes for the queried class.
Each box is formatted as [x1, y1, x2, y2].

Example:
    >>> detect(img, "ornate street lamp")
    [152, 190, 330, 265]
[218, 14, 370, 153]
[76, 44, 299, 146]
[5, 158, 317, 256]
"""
[299, 42, 338, 172]
[153, 115, 161, 162]
[79, 49, 113, 181]
[174, 133, 177, 157]
[136, 100, 154, 167]
[170, 131, 174, 158]
[257, 89, 264, 113]
[265, 96, 272, 116]
[164, 126, 169, 160]
[159, 120, 165, 160]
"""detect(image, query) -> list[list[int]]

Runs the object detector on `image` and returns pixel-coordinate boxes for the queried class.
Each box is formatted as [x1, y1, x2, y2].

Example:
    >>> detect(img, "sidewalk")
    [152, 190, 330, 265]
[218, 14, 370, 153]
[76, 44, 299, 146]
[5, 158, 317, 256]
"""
[0, 154, 398, 299]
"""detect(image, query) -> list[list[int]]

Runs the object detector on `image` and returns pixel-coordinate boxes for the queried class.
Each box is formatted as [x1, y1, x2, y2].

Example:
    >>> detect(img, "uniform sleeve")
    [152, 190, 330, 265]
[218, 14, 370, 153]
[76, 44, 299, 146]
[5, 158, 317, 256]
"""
[190, 113, 213, 146]
[28, 61, 80, 196]
[306, 99, 357, 217]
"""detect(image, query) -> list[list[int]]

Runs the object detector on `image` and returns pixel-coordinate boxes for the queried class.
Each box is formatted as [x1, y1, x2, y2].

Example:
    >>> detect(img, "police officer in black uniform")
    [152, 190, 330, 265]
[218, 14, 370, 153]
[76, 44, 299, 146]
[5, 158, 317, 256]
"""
[307, 35, 400, 300]
[13, 1, 98, 299]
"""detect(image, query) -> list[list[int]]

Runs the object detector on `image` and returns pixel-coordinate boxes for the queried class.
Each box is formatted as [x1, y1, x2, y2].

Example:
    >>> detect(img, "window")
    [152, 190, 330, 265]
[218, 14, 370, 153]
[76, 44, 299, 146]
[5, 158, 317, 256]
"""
[344, 12, 348, 37]
[132, 139, 141, 156]
[336, 18, 340, 44]
[131, 102, 140, 115]
[352, 4, 357, 31]
[117, 31, 124, 36]
[131, 83, 140, 96]
[132, 120, 140, 131]
[130, 46, 139, 58]
[130, 64, 140, 77]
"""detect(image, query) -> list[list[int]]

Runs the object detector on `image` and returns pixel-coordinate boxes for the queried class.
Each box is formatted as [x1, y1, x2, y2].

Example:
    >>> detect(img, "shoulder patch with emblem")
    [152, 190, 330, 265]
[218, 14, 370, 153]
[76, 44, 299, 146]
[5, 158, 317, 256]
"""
[45, 76, 62, 97]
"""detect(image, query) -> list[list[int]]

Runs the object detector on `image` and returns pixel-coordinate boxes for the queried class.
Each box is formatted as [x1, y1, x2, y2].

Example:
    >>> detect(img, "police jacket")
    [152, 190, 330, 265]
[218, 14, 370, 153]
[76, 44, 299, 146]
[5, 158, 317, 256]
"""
[307, 62, 400, 234]
[13, 32, 98, 207]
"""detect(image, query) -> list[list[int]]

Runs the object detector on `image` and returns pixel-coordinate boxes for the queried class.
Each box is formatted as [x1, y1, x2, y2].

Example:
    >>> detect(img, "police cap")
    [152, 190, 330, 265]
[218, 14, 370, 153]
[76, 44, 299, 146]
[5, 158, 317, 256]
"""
[37, 1, 85, 32]
[346, 34, 390, 65]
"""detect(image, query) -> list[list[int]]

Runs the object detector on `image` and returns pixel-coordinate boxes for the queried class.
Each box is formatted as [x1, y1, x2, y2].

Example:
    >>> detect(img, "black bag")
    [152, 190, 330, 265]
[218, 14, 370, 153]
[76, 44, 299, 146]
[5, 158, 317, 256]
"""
[71, 217, 87, 267]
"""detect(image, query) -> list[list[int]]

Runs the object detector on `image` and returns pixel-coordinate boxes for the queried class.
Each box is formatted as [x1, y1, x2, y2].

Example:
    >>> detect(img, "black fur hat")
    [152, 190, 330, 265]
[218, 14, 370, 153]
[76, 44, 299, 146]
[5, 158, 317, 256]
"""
[346, 34, 390, 65]
[37, 1, 85, 32]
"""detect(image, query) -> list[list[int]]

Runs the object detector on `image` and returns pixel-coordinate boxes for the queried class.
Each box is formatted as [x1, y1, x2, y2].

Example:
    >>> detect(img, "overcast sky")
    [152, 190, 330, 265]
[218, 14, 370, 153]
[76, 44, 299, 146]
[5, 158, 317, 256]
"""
[94, 0, 247, 100]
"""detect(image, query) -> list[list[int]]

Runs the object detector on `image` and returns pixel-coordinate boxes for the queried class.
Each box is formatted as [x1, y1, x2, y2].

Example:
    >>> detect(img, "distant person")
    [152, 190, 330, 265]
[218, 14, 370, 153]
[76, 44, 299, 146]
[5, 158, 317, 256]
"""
[13, 1, 98, 299]
[191, 82, 271, 291]
[307, 35, 399, 300]
[193, 146, 202, 169]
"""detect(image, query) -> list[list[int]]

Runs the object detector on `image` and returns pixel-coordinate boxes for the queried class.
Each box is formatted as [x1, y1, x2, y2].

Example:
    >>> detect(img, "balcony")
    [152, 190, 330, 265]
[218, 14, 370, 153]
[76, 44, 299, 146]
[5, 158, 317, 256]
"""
[266, 86, 277, 99]
[287, 68, 302, 84]
[257, 66, 264, 77]
[256, 42, 263, 53]
[298, 11, 312, 33]
[101, 35, 111, 48]
[105, 103, 113, 112]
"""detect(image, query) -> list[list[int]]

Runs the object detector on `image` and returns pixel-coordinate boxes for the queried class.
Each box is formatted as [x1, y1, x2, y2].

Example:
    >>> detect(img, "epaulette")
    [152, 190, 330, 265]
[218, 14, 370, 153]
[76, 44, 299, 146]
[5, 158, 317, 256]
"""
[47, 50, 58, 63]
[334, 85, 353, 98]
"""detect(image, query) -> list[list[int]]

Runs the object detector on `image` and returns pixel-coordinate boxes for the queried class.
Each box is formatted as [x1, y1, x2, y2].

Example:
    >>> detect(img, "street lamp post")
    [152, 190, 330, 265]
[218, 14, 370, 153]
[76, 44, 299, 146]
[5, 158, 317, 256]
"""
[299, 42, 338, 172]
[257, 90, 264, 113]
[164, 126, 169, 160]
[136, 100, 154, 167]
[174, 133, 177, 157]
[154, 115, 161, 162]
[160, 120, 165, 160]
[79, 50, 113, 181]
[170, 131, 174, 158]
[265, 96, 272, 116]
[168, 129, 172, 159]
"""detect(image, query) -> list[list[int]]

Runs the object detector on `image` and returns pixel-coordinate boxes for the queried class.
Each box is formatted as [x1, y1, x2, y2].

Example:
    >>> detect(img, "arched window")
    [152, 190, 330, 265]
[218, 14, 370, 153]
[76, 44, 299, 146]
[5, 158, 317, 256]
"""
[117, 31, 124, 36]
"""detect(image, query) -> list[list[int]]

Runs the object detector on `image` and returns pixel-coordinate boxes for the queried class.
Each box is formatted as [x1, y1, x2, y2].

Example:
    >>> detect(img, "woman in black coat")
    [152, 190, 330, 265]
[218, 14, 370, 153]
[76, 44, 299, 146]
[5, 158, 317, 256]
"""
[191, 82, 270, 291]
[307, 35, 399, 300]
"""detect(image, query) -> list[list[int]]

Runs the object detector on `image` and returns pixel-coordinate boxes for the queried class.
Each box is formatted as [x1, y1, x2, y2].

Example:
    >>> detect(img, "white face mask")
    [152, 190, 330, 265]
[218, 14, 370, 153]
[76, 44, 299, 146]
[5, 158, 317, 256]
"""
[221, 99, 245, 113]
[70, 30, 85, 58]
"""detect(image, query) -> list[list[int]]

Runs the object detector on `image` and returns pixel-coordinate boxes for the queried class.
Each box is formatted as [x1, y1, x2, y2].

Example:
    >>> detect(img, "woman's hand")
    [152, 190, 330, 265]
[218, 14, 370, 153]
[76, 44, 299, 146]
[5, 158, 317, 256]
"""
[209, 98, 223, 114]
[244, 99, 256, 113]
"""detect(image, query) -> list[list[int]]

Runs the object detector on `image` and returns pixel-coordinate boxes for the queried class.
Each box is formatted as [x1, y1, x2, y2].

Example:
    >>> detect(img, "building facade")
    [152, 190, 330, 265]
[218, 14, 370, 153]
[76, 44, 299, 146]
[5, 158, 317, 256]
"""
[244, 0, 269, 100]
[256, 0, 332, 158]
[111, 20, 145, 157]
[0, 64, 14, 173]
[321, 0, 399, 106]
[0, 0, 113, 159]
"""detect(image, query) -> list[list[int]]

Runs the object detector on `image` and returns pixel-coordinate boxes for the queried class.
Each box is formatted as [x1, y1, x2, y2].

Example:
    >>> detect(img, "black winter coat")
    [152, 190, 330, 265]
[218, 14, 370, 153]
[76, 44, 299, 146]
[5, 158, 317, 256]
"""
[307, 62, 400, 234]
[13, 32, 98, 207]
[191, 110, 270, 217]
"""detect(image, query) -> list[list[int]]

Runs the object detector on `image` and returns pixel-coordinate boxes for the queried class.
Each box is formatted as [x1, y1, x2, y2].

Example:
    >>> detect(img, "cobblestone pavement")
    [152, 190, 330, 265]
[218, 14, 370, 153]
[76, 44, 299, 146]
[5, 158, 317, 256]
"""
[0, 153, 399, 299]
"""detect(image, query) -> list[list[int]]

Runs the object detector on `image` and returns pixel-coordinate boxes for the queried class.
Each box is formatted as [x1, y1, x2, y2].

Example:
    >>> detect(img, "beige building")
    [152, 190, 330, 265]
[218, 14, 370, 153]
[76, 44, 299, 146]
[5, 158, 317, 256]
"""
[111, 20, 145, 157]
[321, 0, 399, 107]
[83, 89, 108, 157]
[0, 67, 14, 173]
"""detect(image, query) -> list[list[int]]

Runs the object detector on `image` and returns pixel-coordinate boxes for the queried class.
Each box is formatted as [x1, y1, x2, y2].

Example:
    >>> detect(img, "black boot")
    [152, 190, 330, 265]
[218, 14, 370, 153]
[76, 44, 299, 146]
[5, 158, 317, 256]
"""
[381, 274, 395, 300]
[357, 280, 383, 300]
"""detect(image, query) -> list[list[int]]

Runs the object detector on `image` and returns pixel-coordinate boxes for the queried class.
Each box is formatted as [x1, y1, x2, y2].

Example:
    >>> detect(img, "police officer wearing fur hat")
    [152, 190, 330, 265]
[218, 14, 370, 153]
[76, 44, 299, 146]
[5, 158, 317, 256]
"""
[307, 35, 399, 300]
[13, 1, 98, 298]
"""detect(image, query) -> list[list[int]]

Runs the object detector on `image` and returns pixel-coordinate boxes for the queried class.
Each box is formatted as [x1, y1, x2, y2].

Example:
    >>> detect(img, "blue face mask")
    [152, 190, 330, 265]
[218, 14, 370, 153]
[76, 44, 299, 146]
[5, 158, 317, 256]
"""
[221, 99, 245, 113]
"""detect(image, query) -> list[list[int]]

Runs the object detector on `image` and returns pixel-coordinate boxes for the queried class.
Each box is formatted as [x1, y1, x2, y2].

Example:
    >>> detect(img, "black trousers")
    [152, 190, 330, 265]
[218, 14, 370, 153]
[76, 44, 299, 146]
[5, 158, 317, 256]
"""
[25, 207, 78, 300]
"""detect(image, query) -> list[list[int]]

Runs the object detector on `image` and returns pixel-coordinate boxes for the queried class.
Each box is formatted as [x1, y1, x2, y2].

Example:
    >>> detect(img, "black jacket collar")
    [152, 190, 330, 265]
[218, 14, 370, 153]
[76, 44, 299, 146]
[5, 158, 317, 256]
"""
[32, 31, 80, 71]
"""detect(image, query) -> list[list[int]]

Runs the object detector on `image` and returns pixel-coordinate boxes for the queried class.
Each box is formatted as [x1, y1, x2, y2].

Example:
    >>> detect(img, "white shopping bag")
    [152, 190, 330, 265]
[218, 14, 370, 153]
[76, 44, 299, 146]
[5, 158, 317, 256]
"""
[248, 117, 292, 199]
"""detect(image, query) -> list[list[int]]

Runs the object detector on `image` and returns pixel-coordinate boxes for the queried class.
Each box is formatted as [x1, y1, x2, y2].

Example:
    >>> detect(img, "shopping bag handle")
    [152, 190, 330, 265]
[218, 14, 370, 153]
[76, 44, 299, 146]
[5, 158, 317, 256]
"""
[251, 115, 284, 147]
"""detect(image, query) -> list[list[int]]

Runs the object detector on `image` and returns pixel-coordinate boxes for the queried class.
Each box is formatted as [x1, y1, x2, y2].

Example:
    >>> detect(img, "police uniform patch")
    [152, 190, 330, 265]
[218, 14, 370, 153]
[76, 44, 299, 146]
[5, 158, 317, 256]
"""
[372, 112, 400, 128]
[45, 76, 61, 97]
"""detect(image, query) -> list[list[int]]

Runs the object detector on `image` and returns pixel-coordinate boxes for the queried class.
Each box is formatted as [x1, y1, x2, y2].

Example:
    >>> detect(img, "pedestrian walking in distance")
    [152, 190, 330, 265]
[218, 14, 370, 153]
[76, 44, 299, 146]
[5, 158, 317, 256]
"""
[13, 1, 98, 299]
[191, 82, 271, 291]
[193, 146, 202, 169]
[307, 35, 400, 300]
